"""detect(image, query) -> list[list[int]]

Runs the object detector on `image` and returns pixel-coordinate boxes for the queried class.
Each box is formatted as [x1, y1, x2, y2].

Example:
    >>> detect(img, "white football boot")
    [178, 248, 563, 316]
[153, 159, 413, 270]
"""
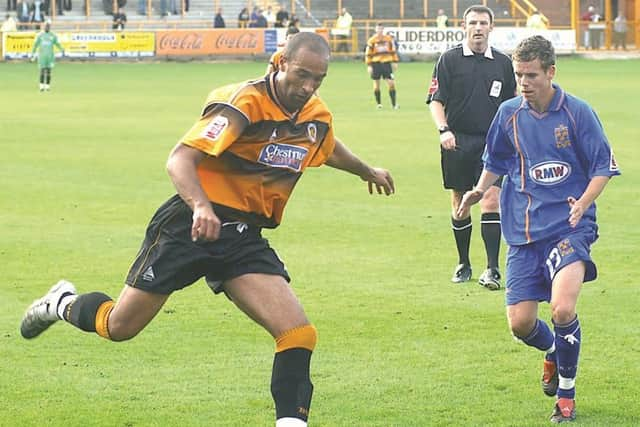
[20, 280, 76, 339]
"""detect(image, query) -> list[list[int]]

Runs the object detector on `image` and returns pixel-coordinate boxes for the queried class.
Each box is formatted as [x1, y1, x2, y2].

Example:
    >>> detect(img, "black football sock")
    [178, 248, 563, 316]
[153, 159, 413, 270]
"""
[64, 292, 114, 337]
[481, 212, 501, 269]
[271, 348, 313, 422]
[452, 216, 472, 265]
[389, 88, 396, 107]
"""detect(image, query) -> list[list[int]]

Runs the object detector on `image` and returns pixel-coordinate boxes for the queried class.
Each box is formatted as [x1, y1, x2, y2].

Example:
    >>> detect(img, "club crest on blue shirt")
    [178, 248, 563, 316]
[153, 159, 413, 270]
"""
[554, 124, 571, 148]
[529, 161, 571, 185]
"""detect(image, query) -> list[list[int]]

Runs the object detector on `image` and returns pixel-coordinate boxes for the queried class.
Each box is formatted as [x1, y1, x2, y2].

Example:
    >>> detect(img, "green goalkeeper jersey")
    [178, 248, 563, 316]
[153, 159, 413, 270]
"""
[32, 31, 64, 68]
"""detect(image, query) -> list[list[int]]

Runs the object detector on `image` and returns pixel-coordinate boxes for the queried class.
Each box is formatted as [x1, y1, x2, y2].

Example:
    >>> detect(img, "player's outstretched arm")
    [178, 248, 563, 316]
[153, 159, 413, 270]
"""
[325, 138, 395, 195]
[457, 169, 500, 216]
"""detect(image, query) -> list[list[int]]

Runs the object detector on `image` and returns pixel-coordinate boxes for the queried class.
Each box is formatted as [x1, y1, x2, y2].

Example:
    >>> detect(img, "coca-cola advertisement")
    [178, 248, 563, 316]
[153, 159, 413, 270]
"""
[156, 29, 265, 56]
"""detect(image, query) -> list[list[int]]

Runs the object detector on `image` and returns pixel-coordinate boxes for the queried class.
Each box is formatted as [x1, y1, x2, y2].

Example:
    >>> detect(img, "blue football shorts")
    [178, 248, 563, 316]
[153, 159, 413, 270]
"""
[505, 226, 599, 305]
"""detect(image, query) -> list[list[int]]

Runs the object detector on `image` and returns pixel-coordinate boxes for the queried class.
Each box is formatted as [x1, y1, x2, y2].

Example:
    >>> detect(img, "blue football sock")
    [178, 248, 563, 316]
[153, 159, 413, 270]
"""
[554, 316, 581, 399]
[519, 318, 555, 352]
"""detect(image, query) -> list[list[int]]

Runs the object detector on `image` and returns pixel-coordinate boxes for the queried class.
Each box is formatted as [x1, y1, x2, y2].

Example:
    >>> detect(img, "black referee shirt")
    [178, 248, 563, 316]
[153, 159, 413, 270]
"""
[426, 43, 516, 136]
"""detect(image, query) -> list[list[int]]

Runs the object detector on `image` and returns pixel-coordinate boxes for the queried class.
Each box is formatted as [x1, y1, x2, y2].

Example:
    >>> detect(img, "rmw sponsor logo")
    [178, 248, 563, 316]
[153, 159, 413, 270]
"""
[529, 161, 571, 185]
[258, 143, 308, 172]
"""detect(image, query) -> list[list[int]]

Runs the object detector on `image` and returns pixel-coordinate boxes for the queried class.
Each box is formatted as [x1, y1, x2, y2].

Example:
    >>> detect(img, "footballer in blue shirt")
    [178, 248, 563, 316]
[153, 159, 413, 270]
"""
[458, 35, 620, 423]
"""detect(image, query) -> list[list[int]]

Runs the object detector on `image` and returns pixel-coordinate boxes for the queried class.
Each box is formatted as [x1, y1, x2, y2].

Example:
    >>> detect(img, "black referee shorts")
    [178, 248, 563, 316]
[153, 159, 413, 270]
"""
[125, 195, 290, 295]
[370, 62, 394, 80]
[440, 133, 502, 192]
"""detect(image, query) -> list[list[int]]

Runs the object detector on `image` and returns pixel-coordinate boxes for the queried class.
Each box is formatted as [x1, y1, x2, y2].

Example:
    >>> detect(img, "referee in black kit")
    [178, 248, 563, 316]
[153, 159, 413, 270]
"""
[426, 5, 516, 290]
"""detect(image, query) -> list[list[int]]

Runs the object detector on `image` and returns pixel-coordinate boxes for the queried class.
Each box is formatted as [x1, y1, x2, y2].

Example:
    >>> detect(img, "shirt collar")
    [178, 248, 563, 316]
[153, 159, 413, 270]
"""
[462, 42, 494, 59]
[521, 83, 565, 112]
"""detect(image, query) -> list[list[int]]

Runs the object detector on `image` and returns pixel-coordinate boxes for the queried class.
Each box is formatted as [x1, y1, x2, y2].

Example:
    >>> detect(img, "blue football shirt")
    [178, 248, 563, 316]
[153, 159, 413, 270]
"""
[484, 84, 620, 246]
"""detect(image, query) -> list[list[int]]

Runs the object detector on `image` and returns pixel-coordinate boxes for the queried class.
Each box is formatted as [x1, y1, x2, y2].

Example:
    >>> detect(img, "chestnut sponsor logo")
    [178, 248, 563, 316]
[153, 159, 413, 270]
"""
[215, 32, 258, 49]
[159, 33, 203, 50]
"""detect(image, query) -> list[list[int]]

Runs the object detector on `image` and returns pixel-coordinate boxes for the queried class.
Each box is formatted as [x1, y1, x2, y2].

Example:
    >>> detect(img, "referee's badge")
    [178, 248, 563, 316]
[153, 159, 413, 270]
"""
[489, 80, 502, 97]
[428, 78, 439, 95]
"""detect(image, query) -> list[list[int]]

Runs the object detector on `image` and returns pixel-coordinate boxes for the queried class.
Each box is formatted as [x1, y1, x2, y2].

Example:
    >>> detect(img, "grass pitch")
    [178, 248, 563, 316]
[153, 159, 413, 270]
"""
[1, 58, 639, 426]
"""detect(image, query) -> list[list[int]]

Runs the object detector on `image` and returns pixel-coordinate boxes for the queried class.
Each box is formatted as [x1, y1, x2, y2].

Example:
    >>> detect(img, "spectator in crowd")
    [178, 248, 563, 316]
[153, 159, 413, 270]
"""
[6, 0, 17, 12]
[526, 9, 547, 30]
[16, 0, 30, 29]
[582, 6, 603, 49]
[213, 7, 224, 28]
[1, 13, 17, 31]
[613, 11, 627, 50]
[581, 5, 595, 21]
[275, 3, 288, 28]
[365, 22, 399, 109]
[30, 20, 64, 91]
[264, 5, 275, 27]
[31, 0, 45, 29]
[137, 0, 146, 15]
[266, 25, 299, 74]
[332, 7, 352, 52]
[237, 6, 249, 28]
[436, 8, 448, 28]
[112, 7, 126, 30]
[63, 0, 71, 13]
[249, 5, 259, 27]
[251, 8, 267, 28]
[288, 13, 299, 29]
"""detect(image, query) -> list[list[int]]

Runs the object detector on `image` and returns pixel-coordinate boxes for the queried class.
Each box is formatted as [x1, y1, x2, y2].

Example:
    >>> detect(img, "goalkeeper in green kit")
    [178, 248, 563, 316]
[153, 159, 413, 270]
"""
[30, 21, 65, 92]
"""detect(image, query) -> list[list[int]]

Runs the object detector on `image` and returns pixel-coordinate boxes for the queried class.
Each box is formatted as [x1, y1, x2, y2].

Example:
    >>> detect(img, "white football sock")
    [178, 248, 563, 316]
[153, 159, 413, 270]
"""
[57, 294, 78, 320]
[275, 417, 307, 427]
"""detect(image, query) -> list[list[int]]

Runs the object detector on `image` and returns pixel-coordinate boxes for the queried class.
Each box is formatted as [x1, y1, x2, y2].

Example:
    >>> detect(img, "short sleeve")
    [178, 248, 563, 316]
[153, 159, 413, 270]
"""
[483, 107, 514, 176]
[426, 54, 448, 104]
[179, 104, 249, 156]
[575, 105, 621, 178]
[307, 124, 336, 167]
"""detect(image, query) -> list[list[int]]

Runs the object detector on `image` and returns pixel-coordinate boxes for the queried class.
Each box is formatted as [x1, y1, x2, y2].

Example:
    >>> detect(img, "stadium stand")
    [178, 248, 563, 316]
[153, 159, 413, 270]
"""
[27, 1, 576, 44]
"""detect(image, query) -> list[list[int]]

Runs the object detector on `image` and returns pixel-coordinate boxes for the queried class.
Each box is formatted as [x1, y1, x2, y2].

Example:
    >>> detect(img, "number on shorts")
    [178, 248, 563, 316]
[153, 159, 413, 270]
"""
[545, 247, 562, 278]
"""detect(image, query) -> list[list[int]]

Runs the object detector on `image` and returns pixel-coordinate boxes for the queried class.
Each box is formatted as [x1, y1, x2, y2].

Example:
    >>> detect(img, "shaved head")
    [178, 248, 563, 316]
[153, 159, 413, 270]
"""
[283, 32, 330, 62]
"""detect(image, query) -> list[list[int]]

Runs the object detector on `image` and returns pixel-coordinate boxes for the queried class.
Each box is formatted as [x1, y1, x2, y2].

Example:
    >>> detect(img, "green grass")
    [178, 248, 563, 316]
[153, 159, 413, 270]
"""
[1, 58, 639, 426]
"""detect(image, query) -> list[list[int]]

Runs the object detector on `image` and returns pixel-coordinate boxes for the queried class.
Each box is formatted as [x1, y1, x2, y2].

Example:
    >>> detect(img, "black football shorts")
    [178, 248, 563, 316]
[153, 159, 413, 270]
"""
[125, 195, 290, 295]
[370, 62, 394, 80]
[440, 133, 503, 191]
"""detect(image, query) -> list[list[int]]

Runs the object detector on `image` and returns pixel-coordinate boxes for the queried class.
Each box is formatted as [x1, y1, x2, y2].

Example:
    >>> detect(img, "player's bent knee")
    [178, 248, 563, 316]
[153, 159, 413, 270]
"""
[106, 316, 143, 342]
[508, 317, 536, 339]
